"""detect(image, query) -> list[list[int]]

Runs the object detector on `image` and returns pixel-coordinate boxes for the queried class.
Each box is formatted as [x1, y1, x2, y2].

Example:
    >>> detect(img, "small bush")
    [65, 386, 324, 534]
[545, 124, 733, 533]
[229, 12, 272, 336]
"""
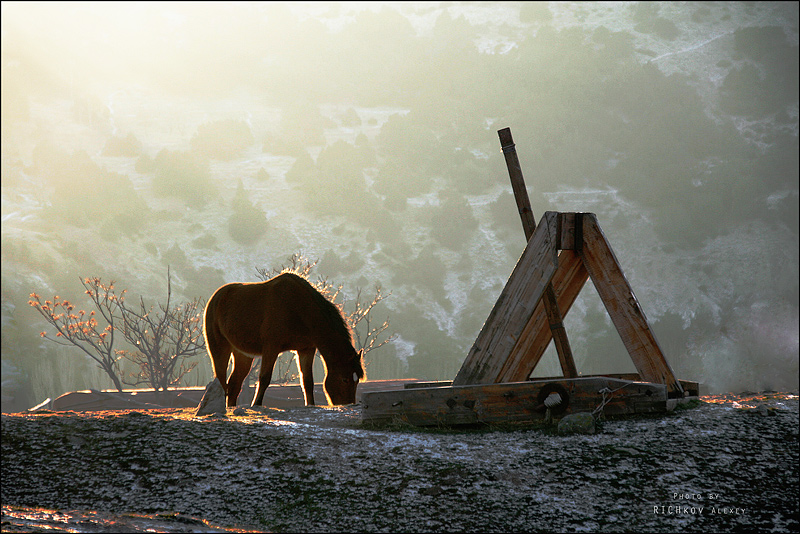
[341, 107, 361, 127]
[151, 149, 215, 208]
[228, 209, 268, 245]
[285, 151, 315, 183]
[192, 233, 218, 250]
[228, 180, 268, 245]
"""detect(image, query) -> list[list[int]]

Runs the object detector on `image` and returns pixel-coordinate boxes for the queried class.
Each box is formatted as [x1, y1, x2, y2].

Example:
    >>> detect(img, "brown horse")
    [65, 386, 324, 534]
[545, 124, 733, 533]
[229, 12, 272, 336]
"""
[203, 272, 364, 407]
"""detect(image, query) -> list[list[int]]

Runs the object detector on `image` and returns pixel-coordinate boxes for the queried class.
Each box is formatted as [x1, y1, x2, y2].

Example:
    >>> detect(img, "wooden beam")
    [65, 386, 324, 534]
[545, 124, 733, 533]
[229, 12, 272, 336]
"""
[528, 374, 700, 398]
[498, 127, 537, 236]
[498, 129, 577, 378]
[496, 249, 589, 382]
[578, 214, 684, 396]
[556, 212, 581, 250]
[362, 377, 670, 427]
[403, 375, 700, 399]
[453, 212, 560, 386]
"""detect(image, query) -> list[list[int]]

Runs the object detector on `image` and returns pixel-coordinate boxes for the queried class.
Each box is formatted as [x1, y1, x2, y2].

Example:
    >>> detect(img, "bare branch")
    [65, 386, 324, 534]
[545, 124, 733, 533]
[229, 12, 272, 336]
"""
[255, 253, 317, 281]
[28, 279, 126, 392]
[341, 284, 396, 364]
[117, 268, 206, 391]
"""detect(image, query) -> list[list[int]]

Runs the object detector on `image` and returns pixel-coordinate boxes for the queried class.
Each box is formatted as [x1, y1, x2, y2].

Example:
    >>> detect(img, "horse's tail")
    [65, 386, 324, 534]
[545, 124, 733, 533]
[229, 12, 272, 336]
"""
[203, 294, 229, 390]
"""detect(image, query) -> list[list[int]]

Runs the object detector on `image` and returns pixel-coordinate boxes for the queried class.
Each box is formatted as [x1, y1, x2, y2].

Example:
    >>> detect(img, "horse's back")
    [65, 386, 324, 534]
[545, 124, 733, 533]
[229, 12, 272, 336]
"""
[205, 273, 317, 345]
[208, 273, 311, 308]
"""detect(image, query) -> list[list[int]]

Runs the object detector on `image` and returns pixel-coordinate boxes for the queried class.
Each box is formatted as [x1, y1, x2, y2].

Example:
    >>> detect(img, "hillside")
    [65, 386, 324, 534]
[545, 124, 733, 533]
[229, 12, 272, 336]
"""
[2, 2, 798, 412]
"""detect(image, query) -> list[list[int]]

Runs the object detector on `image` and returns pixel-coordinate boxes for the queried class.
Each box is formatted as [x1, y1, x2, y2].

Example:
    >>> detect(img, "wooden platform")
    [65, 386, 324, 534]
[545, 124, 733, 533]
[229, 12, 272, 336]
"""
[360, 212, 696, 426]
[361, 375, 700, 427]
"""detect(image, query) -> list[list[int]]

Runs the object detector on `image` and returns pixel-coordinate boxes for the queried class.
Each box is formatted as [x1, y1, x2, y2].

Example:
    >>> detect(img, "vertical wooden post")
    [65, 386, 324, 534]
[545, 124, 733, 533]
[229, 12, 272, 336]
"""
[498, 128, 578, 379]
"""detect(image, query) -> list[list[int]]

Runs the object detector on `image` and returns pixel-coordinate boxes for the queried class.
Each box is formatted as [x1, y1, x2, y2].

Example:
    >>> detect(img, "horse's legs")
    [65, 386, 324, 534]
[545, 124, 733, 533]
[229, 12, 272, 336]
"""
[227, 351, 254, 407]
[297, 348, 316, 406]
[252, 352, 280, 407]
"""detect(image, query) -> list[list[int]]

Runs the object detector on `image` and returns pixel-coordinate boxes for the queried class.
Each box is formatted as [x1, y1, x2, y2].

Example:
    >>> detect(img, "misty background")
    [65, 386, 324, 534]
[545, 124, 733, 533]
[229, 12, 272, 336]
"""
[1, 2, 797, 412]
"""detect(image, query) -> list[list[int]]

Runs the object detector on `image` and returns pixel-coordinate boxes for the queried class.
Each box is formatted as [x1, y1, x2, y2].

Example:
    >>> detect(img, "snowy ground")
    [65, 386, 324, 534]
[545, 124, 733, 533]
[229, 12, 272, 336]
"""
[2, 392, 798, 533]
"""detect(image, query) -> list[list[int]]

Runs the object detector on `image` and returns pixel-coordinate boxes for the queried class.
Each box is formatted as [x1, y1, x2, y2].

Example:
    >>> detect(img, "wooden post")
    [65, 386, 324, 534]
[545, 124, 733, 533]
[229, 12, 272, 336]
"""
[578, 214, 684, 396]
[453, 212, 561, 386]
[497, 128, 578, 378]
[497, 249, 588, 382]
[499, 128, 537, 237]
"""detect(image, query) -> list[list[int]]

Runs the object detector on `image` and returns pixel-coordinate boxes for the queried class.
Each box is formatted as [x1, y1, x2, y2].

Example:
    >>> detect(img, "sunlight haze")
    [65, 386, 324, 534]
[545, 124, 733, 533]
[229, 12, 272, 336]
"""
[2, 1, 798, 412]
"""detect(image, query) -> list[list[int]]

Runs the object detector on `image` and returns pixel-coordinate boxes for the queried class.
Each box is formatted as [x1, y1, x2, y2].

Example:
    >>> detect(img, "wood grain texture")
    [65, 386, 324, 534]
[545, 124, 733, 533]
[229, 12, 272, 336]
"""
[362, 377, 673, 426]
[496, 249, 588, 382]
[578, 214, 684, 396]
[453, 212, 560, 386]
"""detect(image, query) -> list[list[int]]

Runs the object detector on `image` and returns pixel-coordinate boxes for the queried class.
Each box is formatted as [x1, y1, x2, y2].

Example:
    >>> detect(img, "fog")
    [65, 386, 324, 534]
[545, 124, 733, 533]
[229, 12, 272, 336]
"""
[2, 2, 798, 412]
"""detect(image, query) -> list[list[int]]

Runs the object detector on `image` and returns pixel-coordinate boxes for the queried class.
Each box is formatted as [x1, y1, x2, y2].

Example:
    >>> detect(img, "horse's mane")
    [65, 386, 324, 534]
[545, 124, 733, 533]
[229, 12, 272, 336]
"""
[280, 271, 354, 347]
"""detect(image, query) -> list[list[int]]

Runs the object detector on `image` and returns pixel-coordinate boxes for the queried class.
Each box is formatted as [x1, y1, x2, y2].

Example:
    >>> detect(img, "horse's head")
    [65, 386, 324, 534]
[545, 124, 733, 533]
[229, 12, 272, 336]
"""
[324, 349, 365, 405]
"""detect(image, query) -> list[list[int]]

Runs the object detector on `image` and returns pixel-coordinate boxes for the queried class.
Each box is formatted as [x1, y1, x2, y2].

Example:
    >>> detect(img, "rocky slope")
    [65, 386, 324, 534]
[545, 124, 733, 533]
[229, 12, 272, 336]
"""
[2, 392, 798, 533]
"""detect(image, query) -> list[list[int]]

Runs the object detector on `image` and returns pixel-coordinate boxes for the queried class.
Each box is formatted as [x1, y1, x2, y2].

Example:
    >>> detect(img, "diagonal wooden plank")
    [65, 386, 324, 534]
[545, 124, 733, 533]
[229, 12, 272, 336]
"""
[579, 214, 684, 396]
[453, 212, 560, 386]
[497, 249, 589, 383]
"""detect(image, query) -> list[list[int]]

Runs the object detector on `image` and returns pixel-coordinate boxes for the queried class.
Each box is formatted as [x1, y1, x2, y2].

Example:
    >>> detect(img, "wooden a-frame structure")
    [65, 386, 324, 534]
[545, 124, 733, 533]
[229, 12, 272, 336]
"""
[452, 210, 684, 395]
[360, 129, 697, 426]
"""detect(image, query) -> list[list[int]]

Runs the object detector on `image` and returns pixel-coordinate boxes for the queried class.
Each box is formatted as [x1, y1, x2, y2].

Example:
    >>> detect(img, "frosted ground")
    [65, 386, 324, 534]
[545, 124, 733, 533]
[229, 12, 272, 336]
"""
[2, 392, 798, 533]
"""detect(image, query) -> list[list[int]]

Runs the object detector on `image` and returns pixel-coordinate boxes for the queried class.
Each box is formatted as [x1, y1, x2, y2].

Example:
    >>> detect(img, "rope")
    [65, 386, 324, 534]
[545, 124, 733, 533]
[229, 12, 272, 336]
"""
[592, 381, 636, 420]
